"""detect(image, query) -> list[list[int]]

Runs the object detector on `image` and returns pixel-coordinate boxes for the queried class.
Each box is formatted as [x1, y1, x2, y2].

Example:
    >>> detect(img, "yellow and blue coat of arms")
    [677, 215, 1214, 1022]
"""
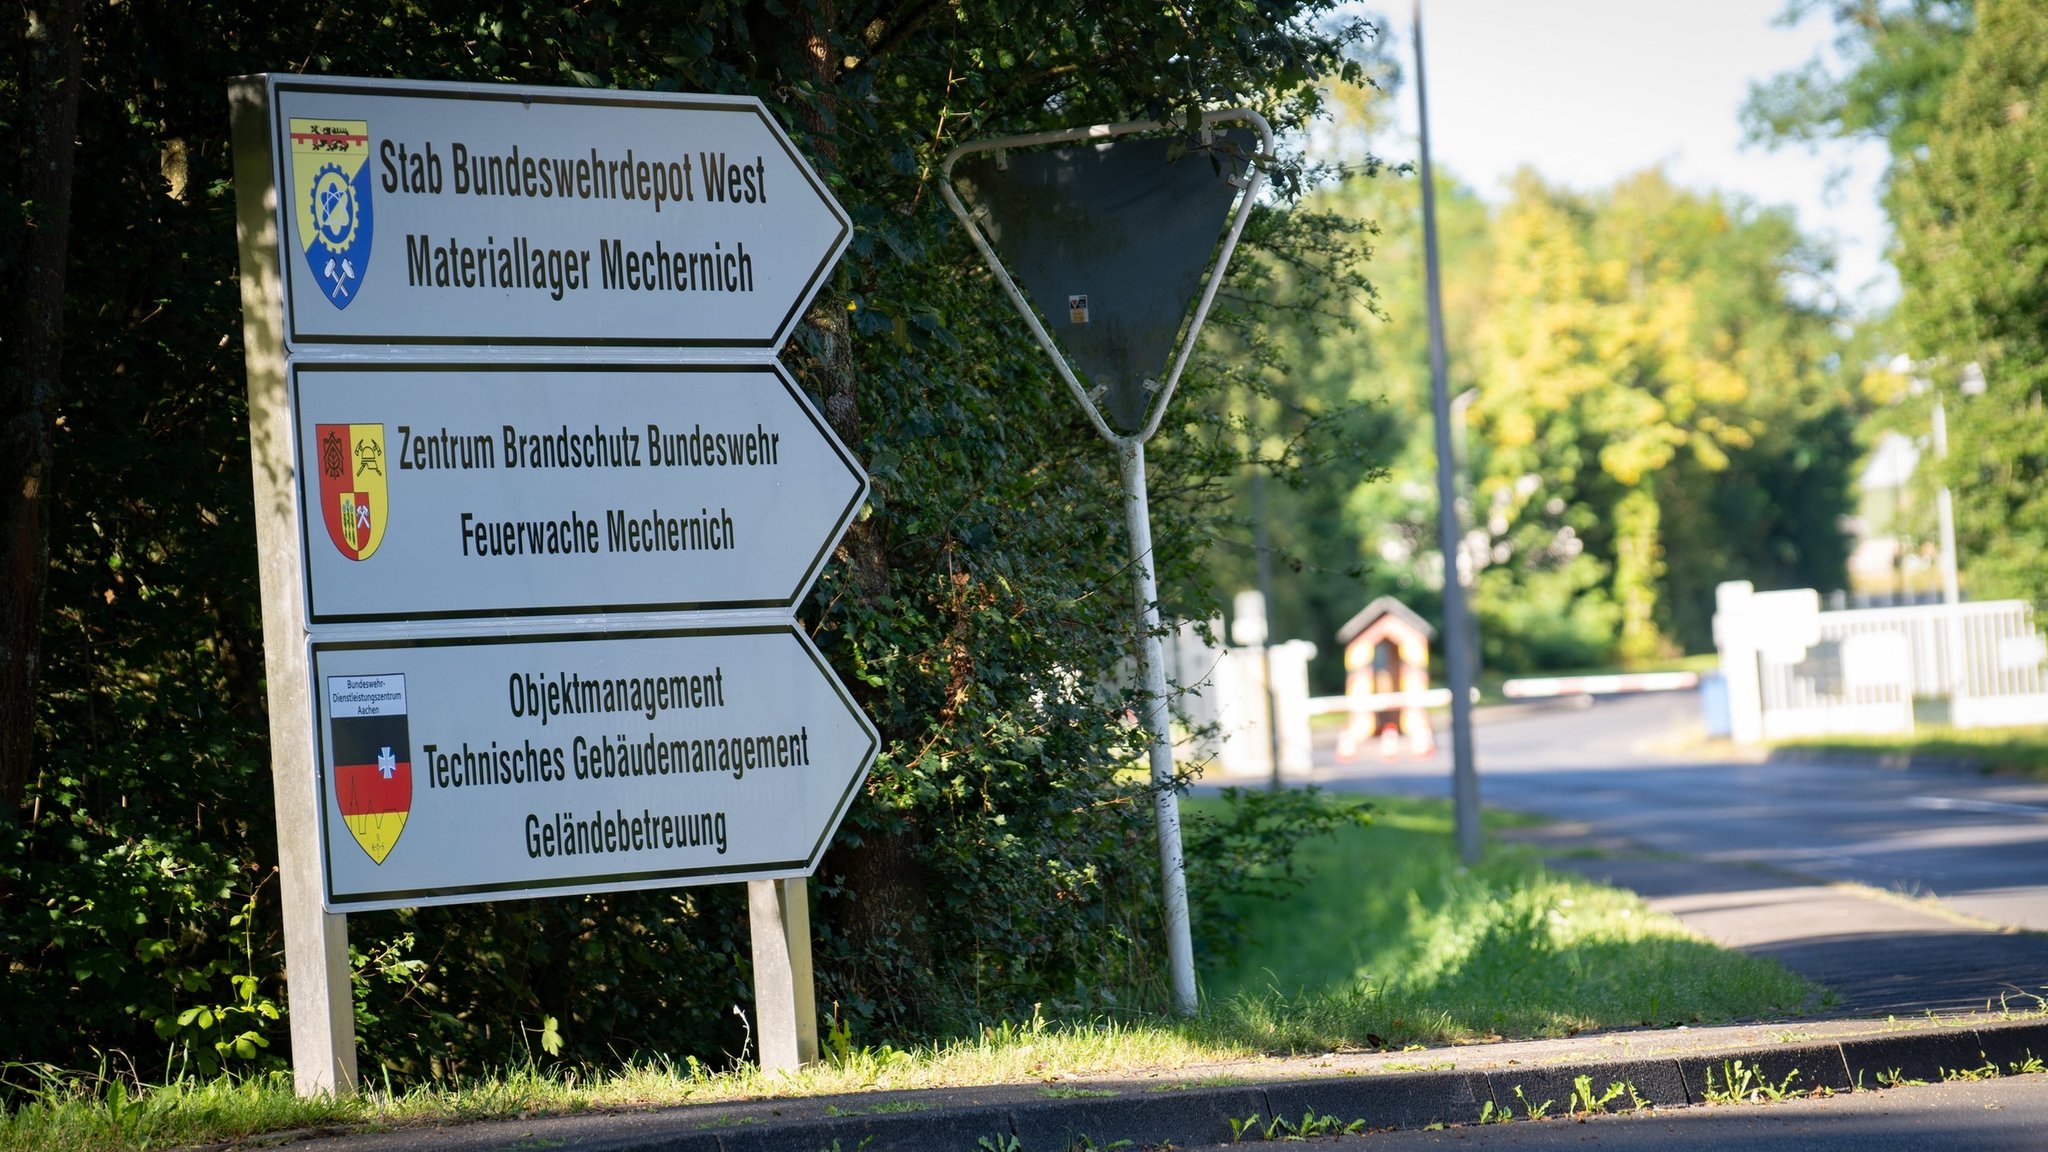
[289, 118, 374, 309]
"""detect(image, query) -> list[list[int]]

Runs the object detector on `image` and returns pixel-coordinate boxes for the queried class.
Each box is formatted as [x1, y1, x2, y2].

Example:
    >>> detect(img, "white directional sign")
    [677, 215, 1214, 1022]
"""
[292, 361, 865, 623]
[254, 74, 849, 349]
[235, 71, 869, 1088]
[311, 623, 877, 911]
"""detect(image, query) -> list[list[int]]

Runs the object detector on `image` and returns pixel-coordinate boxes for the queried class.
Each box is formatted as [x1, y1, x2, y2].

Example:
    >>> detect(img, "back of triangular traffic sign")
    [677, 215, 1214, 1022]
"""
[951, 128, 1255, 434]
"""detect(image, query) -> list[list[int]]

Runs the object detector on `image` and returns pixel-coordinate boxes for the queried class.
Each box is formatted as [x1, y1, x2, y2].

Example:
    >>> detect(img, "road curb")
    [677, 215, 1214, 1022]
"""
[285, 1018, 2048, 1151]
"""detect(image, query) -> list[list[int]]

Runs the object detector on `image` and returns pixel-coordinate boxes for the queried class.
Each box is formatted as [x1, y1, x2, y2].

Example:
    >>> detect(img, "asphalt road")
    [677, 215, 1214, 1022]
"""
[1199, 1073, 2048, 1151]
[1305, 691, 2048, 1015]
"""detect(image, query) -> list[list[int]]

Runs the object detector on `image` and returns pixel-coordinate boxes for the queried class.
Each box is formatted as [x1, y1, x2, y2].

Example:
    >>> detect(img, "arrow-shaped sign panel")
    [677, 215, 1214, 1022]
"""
[261, 75, 848, 350]
[293, 361, 866, 624]
[311, 623, 877, 912]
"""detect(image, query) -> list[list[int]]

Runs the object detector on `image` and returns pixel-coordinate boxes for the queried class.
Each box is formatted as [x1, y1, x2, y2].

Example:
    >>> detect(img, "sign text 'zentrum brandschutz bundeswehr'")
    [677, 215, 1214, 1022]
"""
[262, 75, 848, 349]
[312, 623, 876, 912]
[293, 361, 865, 623]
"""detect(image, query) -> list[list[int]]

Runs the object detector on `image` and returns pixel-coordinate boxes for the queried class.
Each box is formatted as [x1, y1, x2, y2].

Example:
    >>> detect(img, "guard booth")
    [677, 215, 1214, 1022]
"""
[1336, 596, 1437, 760]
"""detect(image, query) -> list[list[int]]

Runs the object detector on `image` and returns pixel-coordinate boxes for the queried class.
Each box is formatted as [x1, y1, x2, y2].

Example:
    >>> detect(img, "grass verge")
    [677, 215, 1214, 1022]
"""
[1, 794, 1817, 1151]
[1776, 724, 2048, 781]
[1193, 794, 1818, 1049]
[0, 1024, 1239, 1152]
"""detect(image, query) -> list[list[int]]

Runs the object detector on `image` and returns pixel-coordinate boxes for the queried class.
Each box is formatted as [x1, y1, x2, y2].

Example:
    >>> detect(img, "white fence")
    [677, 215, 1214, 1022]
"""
[1164, 620, 1318, 780]
[1715, 581, 2048, 742]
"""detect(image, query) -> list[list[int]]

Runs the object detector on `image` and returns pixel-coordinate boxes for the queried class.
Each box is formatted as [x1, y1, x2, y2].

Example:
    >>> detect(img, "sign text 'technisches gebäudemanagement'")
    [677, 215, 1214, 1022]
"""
[314, 625, 875, 911]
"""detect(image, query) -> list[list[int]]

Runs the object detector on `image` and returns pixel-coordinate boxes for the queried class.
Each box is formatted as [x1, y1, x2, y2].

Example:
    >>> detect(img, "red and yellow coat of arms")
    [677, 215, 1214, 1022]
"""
[315, 423, 388, 560]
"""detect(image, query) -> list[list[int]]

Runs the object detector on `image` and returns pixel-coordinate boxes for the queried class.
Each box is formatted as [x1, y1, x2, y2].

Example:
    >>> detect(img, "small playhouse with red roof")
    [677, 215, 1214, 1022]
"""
[1334, 595, 1437, 761]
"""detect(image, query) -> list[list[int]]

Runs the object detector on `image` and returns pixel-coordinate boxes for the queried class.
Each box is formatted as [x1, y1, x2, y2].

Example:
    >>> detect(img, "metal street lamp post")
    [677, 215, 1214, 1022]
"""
[1416, 1, 1482, 864]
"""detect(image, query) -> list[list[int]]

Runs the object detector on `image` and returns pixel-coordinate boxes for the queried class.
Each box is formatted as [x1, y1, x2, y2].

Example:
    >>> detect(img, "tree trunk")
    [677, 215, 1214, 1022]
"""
[788, 0, 936, 1005]
[0, 2, 84, 811]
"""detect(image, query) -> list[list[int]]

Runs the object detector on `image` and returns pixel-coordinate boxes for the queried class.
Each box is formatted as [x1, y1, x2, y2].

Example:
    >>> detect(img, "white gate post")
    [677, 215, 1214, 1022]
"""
[1714, 581, 1764, 745]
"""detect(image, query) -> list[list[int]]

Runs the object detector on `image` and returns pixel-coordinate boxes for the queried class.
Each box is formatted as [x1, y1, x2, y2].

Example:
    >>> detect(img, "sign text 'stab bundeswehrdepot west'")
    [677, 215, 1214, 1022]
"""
[269, 76, 849, 349]
[312, 624, 876, 912]
[292, 361, 866, 623]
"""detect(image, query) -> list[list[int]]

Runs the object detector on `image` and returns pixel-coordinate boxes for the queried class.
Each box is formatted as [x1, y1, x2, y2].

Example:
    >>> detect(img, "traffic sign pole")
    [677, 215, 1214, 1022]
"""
[941, 110, 1271, 1017]
[1416, 4, 1483, 865]
[1121, 440, 1198, 1015]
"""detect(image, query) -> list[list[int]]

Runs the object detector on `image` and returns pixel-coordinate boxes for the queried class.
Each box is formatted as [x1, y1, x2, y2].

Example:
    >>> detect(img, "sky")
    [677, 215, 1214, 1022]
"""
[1372, 0, 1896, 314]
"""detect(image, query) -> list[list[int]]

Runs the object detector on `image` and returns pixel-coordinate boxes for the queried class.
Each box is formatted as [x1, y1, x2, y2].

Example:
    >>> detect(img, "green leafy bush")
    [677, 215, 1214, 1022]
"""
[1183, 788, 1373, 967]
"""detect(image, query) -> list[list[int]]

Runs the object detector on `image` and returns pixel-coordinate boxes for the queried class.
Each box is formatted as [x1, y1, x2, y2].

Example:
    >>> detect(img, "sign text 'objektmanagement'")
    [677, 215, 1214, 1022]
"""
[313, 626, 876, 911]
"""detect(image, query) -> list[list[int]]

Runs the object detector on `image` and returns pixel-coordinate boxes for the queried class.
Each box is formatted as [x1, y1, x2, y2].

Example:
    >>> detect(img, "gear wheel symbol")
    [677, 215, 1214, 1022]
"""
[309, 161, 359, 251]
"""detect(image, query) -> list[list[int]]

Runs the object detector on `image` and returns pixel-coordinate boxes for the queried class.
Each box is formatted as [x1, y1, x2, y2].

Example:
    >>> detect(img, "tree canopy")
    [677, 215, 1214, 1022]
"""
[0, 0, 1377, 1079]
[1892, 0, 2048, 606]
[1750, 0, 2048, 610]
[1742, 0, 1974, 161]
[1241, 143, 1856, 676]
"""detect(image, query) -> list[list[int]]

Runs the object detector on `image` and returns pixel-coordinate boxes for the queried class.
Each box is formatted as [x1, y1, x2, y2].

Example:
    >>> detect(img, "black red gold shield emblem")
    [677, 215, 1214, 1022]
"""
[327, 673, 411, 865]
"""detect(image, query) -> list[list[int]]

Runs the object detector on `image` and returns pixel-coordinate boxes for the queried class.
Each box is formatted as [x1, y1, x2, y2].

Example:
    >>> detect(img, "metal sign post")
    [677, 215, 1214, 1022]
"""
[1414, 4, 1483, 865]
[232, 73, 862, 1090]
[940, 110, 1272, 1016]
